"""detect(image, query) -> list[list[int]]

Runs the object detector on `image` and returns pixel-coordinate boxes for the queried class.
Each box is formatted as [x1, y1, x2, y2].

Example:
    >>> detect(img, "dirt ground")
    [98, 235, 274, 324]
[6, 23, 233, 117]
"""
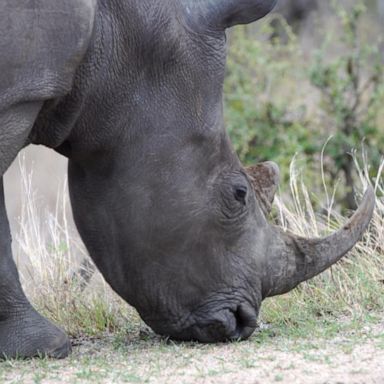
[1, 318, 383, 384]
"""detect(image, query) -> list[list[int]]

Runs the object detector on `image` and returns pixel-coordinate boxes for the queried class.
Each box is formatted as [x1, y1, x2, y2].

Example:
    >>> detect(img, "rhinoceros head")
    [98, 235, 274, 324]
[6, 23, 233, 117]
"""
[66, 0, 374, 342]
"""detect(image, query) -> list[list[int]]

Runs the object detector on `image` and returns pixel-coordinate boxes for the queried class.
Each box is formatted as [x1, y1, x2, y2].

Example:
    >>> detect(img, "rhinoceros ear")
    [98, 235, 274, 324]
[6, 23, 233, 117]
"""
[246, 161, 280, 216]
[184, 0, 278, 30]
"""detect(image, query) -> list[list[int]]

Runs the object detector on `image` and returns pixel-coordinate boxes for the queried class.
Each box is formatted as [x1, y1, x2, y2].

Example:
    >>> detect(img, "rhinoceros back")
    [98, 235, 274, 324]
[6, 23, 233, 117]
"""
[0, 0, 96, 108]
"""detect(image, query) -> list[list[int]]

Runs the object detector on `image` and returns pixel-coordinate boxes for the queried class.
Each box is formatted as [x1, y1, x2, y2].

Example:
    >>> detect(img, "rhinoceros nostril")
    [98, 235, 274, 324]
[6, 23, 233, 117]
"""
[232, 304, 257, 341]
[185, 304, 258, 343]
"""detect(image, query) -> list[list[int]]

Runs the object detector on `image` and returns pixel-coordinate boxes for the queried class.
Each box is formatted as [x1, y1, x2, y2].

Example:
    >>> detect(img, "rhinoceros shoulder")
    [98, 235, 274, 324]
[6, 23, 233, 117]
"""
[0, 0, 96, 108]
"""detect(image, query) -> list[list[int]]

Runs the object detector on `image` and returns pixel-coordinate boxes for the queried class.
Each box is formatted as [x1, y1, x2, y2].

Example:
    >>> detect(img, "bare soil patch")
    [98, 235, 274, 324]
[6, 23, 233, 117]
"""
[2, 318, 383, 384]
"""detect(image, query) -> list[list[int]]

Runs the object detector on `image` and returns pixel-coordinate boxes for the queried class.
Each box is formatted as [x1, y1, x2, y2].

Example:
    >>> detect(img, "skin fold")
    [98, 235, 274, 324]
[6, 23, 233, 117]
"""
[0, 0, 374, 359]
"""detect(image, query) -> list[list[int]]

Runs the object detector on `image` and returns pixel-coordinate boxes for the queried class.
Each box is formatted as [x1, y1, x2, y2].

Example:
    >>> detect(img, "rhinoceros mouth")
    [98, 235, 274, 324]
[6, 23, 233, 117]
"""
[152, 300, 258, 343]
[189, 303, 258, 343]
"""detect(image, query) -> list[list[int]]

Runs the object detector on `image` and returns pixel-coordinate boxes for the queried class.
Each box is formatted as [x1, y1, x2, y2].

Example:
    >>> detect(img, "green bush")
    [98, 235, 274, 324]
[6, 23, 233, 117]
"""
[225, 22, 318, 184]
[225, 3, 384, 208]
[310, 2, 384, 208]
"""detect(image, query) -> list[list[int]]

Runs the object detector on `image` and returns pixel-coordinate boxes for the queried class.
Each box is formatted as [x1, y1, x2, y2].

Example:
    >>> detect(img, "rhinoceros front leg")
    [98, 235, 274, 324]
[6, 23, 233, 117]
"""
[0, 104, 70, 359]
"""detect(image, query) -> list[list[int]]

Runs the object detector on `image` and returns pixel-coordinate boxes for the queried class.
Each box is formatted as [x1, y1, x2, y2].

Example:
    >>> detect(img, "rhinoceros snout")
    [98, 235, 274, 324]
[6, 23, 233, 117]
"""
[186, 303, 258, 343]
[192, 305, 257, 343]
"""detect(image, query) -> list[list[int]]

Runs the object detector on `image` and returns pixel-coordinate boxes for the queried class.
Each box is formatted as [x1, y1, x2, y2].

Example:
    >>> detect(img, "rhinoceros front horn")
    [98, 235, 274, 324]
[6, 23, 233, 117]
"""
[262, 186, 375, 298]
[184, 0, 278, 30]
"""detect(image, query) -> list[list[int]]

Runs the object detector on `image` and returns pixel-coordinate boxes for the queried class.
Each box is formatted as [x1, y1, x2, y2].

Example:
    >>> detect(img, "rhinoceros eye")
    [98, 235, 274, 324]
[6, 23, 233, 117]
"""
[234, 185, 248, 205]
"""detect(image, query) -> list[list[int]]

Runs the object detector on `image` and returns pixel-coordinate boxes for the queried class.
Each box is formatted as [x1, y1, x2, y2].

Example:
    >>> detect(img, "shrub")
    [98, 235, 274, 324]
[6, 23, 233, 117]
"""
[225, 2, 384, 208]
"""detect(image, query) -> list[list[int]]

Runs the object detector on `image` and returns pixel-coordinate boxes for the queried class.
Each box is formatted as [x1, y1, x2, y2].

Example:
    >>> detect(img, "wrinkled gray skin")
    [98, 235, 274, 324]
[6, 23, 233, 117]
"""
[0, 0, 375, 359]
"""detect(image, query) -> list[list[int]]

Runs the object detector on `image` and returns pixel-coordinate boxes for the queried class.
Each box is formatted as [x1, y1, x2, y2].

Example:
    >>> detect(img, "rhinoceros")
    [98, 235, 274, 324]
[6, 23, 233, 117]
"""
[0, 0, 375, 359]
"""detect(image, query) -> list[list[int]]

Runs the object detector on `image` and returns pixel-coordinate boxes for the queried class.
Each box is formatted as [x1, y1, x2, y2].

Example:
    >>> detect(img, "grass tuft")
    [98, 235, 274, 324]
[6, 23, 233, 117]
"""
[261, 157, 384, 339]
[13, 155, 384, 341]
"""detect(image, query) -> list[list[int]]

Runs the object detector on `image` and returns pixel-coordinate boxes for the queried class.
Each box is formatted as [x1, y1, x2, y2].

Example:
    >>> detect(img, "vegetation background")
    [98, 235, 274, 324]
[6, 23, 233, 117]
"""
[1, 1, 384, 383]
[225, 0, 384, 210]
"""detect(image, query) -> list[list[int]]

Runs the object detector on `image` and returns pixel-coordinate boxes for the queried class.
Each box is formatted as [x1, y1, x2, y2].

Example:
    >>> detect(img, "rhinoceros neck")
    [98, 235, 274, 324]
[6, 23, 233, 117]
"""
[29, 0, 128, 155]
[29, 0, 227, 161]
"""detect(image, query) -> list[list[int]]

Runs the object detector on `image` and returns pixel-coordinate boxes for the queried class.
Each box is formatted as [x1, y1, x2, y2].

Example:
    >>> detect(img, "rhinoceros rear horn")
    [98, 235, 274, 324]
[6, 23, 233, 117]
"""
[246, 161, 280, 217]
[263, 186, 375, 298]
[185, 0, 277, 30]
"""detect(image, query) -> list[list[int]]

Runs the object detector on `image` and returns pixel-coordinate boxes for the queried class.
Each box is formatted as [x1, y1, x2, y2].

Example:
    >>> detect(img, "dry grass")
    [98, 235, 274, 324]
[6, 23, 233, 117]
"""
[3, 154, 383, 383]
[260, 156, 384, 332]
[12, 154, 384, 339]
[14, 155, 138, 337]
